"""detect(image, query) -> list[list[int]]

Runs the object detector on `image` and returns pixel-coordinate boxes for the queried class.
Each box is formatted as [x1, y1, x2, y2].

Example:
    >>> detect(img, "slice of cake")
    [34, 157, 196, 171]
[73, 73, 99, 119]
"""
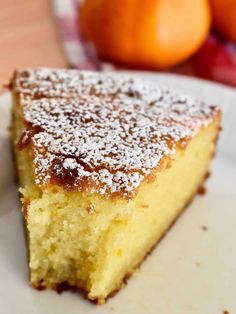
[10, 68, 221, 303]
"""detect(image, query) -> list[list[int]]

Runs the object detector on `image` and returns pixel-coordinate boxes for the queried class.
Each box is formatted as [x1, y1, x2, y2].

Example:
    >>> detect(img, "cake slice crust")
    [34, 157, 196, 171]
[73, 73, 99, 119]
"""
[11, 69, 221, 303]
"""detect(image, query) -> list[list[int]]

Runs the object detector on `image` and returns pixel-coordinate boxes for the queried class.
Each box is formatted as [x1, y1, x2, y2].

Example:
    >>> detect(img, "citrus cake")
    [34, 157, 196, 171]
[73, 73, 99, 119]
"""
[10, 68, 221, 303]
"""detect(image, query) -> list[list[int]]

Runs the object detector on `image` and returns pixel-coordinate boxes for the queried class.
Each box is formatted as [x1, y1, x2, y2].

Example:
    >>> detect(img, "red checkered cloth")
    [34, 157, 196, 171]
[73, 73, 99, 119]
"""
[52, 0, 236, 87]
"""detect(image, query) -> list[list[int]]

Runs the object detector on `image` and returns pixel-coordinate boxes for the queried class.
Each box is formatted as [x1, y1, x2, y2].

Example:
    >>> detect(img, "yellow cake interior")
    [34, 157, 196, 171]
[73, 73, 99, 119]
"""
[12, 92, 220, 303]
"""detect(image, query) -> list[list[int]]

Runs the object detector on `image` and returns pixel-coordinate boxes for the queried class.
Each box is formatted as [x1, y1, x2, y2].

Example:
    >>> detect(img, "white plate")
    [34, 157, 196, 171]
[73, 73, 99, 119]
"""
[0, 73, 235, 314]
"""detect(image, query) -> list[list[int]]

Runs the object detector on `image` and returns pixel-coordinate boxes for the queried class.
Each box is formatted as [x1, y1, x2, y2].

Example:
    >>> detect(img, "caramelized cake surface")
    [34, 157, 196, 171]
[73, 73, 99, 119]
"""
[13, 69, 219, 197]
[11, 69, 221, 303]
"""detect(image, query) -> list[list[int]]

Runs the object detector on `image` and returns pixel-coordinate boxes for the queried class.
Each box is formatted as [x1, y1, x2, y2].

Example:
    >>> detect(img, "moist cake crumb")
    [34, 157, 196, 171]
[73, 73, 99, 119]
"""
[12, 69, 219, 198]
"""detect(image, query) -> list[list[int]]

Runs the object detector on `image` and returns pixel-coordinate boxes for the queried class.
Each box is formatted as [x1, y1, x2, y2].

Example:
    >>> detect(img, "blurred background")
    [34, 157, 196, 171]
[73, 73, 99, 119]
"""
[1, 0, 236, 88]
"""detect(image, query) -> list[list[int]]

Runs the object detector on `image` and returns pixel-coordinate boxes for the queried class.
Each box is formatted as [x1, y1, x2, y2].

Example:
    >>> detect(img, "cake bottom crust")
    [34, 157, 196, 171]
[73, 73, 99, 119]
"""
[32, 174, 209, 304]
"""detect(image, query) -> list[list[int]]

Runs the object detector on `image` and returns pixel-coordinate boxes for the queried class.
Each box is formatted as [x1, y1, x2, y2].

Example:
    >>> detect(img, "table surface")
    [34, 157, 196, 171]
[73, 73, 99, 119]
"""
[0, 0, 67, 90]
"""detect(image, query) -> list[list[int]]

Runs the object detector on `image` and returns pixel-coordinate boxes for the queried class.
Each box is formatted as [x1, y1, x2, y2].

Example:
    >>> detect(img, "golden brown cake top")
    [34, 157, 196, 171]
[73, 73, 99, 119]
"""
[12, 68, 220, 198]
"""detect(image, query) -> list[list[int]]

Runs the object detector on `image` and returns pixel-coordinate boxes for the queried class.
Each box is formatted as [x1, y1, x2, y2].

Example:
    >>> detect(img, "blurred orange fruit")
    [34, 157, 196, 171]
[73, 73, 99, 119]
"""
[80, 0, 211, 69]
[210, 0, 236, 43]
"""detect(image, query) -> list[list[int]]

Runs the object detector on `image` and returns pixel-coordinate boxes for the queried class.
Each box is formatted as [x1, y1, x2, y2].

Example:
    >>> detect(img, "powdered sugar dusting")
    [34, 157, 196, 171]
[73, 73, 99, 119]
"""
[13, 68, 219, 198]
